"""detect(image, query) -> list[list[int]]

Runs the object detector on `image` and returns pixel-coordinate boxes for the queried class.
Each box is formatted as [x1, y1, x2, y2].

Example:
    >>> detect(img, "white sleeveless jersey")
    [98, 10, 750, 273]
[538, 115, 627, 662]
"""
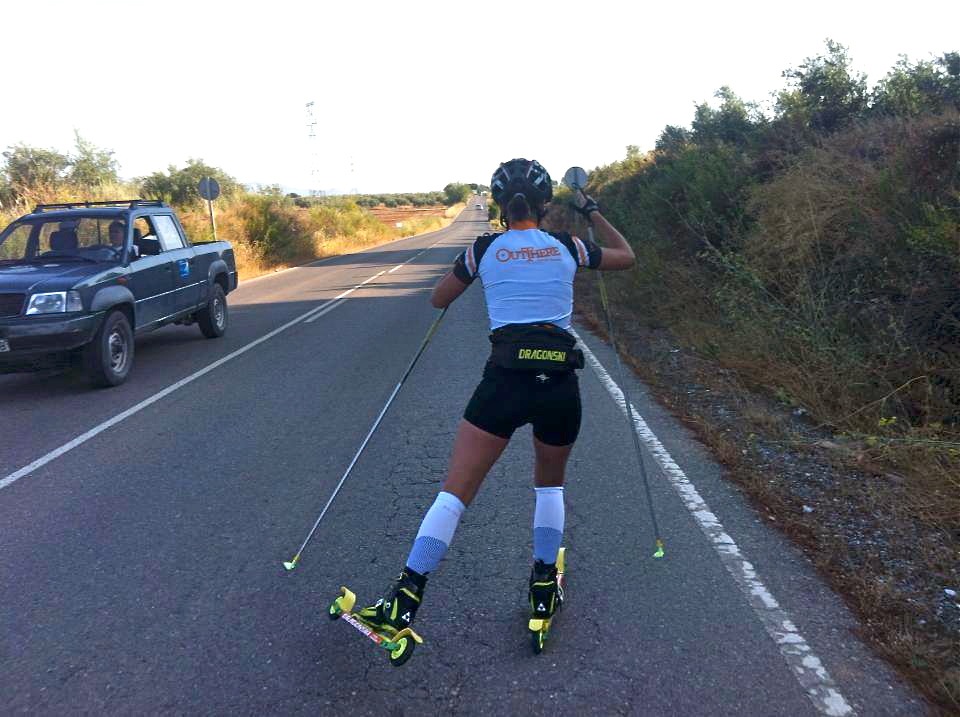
[453, 228, 601, 330]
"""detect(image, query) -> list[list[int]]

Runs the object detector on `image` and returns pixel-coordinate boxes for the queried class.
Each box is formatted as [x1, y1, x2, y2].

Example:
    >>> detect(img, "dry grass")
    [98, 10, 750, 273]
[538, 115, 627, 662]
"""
[368, 205, 447, 224]
[198, 198, 461, 281]
[1, 180, 140, 227]
[229, 238, 274, 280]
[444, 202, 465, 218]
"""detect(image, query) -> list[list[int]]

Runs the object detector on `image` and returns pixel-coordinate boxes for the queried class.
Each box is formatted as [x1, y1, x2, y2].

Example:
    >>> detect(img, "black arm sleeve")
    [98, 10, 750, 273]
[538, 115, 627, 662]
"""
[579, 234, 602, 269]
[452, 233, 500, 284]
[452, 251, 474, 284]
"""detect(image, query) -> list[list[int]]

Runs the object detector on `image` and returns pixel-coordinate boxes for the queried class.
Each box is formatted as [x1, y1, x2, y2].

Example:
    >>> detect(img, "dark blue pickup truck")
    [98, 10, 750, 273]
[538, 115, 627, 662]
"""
[0, 200, 237, 386]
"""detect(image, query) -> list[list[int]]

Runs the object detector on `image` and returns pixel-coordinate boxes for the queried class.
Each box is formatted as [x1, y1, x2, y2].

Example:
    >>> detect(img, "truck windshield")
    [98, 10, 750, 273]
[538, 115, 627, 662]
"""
[0, 216, 127, 262]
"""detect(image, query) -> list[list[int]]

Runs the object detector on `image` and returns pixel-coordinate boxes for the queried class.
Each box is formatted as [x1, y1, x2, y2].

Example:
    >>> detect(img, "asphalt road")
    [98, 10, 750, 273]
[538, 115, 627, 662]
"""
[0, 207, 925, 715]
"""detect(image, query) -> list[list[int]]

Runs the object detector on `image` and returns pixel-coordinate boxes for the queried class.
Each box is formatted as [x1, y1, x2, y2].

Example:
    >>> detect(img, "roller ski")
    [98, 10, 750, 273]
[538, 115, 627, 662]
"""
[528, 546, 565, 654]
[327, 568, 425, 666]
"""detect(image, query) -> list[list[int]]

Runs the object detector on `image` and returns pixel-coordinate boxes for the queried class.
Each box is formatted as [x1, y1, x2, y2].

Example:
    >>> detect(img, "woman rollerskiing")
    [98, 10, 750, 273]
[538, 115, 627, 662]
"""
[355, 158, 635, 643]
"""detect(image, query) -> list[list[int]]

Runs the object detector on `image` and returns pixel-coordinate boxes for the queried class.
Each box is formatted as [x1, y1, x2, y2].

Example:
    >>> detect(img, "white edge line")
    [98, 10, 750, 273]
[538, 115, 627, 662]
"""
[570, 328, 855, 717]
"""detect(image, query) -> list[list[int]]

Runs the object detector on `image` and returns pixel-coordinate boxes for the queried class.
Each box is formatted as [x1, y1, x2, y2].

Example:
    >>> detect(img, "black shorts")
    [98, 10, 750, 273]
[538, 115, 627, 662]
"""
[463, 363, 582, 446]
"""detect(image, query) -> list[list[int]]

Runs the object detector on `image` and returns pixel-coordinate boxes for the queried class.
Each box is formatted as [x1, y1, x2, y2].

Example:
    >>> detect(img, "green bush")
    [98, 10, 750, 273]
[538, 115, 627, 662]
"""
[138, 159, 240, 206]
[443, 182, 471, 205]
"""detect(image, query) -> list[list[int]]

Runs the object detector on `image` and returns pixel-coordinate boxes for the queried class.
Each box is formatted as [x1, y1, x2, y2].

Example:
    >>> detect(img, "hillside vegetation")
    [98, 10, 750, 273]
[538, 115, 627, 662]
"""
[572, 43, 958, 491]
[546, 42, 958, 710]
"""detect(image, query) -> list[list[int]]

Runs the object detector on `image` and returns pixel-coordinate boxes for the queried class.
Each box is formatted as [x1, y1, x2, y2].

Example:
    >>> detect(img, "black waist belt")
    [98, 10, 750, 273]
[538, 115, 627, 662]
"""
[488, 323, 585, 372]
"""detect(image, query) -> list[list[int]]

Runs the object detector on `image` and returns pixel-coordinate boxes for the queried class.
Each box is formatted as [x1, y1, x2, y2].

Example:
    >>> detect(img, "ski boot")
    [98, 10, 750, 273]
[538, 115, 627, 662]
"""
[328, 568, 426, 666]
[528, 547, 566, 654]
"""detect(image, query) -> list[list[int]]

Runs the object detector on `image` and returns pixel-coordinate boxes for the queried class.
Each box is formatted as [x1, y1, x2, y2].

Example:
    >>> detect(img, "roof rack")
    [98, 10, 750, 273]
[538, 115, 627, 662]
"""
[31, 199, 168, 213]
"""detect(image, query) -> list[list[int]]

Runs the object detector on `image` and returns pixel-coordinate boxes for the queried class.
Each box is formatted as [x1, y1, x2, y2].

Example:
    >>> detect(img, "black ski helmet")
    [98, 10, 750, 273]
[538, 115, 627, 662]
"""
[490, 158, 553, 208]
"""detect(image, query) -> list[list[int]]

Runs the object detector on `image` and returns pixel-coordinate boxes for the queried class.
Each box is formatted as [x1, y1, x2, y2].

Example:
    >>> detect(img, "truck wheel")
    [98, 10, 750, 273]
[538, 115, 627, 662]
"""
[84, 310, 134, 387]
[197, 284, 228, 339]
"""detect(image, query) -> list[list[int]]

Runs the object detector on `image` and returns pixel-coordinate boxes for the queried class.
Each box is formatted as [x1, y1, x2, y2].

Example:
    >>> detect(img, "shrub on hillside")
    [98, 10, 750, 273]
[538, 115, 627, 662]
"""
[745, 113, 960, 423]
[138, 159, 240, 207]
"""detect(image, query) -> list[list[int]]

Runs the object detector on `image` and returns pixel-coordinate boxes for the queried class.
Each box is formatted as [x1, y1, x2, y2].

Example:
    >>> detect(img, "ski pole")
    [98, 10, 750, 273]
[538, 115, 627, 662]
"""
[588, 224, 666, 560]
[283, 308, 448, 571]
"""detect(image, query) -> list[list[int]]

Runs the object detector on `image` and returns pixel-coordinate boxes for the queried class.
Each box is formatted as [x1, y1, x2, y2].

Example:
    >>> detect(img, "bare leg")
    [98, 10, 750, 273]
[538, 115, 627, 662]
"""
[440, 419, 510, 506]
[533, 436, 573, 488]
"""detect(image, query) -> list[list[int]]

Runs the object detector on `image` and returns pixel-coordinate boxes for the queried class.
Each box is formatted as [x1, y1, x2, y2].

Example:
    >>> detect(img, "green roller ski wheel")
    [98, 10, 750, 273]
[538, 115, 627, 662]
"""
[389, 636, 416, 666]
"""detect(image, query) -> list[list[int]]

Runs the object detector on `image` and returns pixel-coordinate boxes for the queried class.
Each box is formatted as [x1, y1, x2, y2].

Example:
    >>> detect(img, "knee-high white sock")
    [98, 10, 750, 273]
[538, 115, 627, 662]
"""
[405, 491, 466, 574]
[533, 486, 564, 564]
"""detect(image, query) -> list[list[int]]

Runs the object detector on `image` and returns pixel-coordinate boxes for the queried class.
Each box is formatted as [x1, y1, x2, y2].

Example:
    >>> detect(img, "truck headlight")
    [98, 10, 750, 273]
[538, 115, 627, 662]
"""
[25, 291, 83, 315]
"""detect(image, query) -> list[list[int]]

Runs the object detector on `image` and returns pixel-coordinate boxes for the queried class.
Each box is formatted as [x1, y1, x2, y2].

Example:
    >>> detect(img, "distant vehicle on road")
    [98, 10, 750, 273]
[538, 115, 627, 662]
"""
[475, 203, 483, 209]
[0, 200, 237, 386]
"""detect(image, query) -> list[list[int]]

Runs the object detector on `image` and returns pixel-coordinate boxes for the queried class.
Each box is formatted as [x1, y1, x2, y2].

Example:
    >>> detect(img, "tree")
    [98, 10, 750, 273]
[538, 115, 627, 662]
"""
[777, 40, 868, 134]
[692, 87, 761, 147]
[2, 144, 70, 194]
[872, 52, 960, 117]
[655, 125, 692, 155]
[68, 131, 118, 187]
[443, 182, 471, 205]
[138, 159, 240, 206]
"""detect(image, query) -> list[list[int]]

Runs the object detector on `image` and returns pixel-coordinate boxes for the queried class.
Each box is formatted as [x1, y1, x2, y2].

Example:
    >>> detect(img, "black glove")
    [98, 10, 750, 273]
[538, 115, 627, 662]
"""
[572, 190, 600, 219]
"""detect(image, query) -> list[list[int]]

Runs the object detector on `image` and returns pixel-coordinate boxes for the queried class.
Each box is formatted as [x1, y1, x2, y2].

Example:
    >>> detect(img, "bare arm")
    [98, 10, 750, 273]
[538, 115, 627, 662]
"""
[431, 270, 470, 308]
[591, 212, 635, 270]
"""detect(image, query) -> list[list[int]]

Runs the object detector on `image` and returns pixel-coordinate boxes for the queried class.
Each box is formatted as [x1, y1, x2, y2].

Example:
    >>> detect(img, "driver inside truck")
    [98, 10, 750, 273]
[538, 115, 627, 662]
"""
[109, 220, 139, 259]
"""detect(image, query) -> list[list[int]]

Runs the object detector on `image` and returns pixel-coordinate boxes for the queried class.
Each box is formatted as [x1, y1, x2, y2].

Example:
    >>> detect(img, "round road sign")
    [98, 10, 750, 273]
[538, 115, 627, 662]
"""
[198, 177, 221, 201]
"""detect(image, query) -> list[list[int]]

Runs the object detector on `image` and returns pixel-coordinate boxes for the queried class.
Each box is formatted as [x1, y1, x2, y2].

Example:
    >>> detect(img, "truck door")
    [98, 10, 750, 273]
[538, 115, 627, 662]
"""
[153, 214, 201, 315]
[126, 216, 175, 329]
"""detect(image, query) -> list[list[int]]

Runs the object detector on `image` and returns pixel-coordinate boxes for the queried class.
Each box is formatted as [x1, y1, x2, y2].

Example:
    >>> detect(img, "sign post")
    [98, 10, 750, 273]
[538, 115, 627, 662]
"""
[198, 177, 221, 242]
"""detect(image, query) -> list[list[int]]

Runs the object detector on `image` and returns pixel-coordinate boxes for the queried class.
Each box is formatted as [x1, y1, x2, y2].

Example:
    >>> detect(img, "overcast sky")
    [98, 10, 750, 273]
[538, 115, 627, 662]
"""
[1, 0, 956, 194]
